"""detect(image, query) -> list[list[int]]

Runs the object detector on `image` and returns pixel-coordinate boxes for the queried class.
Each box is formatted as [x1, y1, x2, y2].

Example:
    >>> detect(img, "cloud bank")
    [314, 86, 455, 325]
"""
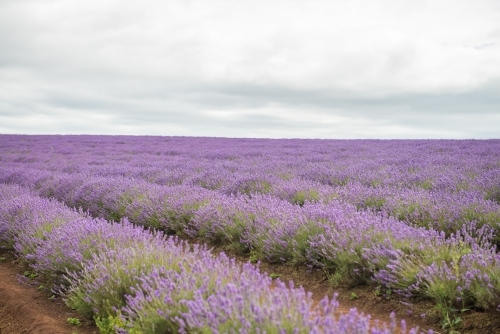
[1, 0, 499, 138]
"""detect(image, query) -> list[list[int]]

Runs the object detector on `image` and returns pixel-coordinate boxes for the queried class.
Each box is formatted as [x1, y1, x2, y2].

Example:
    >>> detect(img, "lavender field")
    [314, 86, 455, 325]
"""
[1, 135, 500, 333]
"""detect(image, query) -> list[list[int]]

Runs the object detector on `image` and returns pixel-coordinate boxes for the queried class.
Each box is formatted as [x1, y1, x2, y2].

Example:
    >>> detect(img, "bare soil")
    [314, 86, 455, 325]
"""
[0, 249, 97, 334]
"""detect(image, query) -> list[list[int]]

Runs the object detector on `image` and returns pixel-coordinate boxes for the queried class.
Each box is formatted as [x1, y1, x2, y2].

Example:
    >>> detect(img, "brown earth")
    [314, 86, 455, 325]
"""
[1, 243, 500, 334]
[0, 249, 97, 334]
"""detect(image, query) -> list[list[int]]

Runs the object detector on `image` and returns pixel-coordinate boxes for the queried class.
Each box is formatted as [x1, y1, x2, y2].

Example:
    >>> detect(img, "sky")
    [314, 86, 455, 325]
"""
[1, 0, 499, 139]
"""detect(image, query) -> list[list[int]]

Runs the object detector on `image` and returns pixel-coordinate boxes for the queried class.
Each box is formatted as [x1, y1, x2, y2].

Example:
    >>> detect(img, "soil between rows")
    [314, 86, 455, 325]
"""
[1, 243, 498, 334]
[0, 249, 97, 334]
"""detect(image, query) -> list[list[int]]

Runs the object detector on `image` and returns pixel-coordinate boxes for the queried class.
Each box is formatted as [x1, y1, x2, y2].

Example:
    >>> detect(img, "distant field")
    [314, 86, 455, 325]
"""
[1, 135, 499, 333]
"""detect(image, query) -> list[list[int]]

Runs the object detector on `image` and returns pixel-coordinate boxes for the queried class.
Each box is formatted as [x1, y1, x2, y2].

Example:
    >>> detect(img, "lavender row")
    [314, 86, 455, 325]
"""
[2, 165, 499, 245]
[0, 183, 424, 333]
[336, 183, 500, 242]
[2, 167, 500, 312]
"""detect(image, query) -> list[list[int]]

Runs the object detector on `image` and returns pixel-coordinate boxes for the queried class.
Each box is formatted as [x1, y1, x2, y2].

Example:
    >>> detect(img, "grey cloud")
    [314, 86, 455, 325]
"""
[186, 79, 500, 116]
[1, 74, 499, 138]
[1, 0, 500, 138]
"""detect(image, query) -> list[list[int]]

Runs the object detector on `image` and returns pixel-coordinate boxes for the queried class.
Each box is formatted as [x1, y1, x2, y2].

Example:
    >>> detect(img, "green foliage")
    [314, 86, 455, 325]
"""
[326, 264, 369, 288]
[424, 275, 462, 308]
[436, 302, 468, 334]
[331, 177, 351, 186]
[361, 196, 386, 211]
[485, 189, 500, 204]
[23, 270, 38, 279]
[95, 315, 129, 334]
[292, 189, 319, 206]
[67, 317, 81, 326]
[289, 223, 325, 266]
[418, 179, 434, 190]
[240, 180, 272, 196]
[375, 285, 392, 299]
[249, 250, 259, 264]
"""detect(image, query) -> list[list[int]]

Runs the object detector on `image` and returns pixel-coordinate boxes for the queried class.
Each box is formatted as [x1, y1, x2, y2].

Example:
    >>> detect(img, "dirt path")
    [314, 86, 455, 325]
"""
[0, 251, 97, 334]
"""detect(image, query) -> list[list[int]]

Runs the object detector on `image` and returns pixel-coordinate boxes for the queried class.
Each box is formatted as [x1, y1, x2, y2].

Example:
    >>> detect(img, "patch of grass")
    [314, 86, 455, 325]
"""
[374, 285, 392, 300]
[23, 270, 38, 279]
[67, 317, 81, 326]
[95, 315, 128, 334]
[361, 196, 386, 211]
[436, 302, 468, 334]
[249, 250, 259, 264]
[292, 189, 319, 206]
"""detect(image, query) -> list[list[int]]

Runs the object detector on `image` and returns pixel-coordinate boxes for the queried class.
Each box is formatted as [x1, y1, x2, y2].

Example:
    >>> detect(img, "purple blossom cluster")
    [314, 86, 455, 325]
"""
[335, 184, 500, 241]
[0, 183, 82, 254]
[0, 183, 423, 333]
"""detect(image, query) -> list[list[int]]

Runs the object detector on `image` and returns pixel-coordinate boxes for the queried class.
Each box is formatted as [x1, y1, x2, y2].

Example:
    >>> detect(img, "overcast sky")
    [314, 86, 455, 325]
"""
[1, 0, 499, 139]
